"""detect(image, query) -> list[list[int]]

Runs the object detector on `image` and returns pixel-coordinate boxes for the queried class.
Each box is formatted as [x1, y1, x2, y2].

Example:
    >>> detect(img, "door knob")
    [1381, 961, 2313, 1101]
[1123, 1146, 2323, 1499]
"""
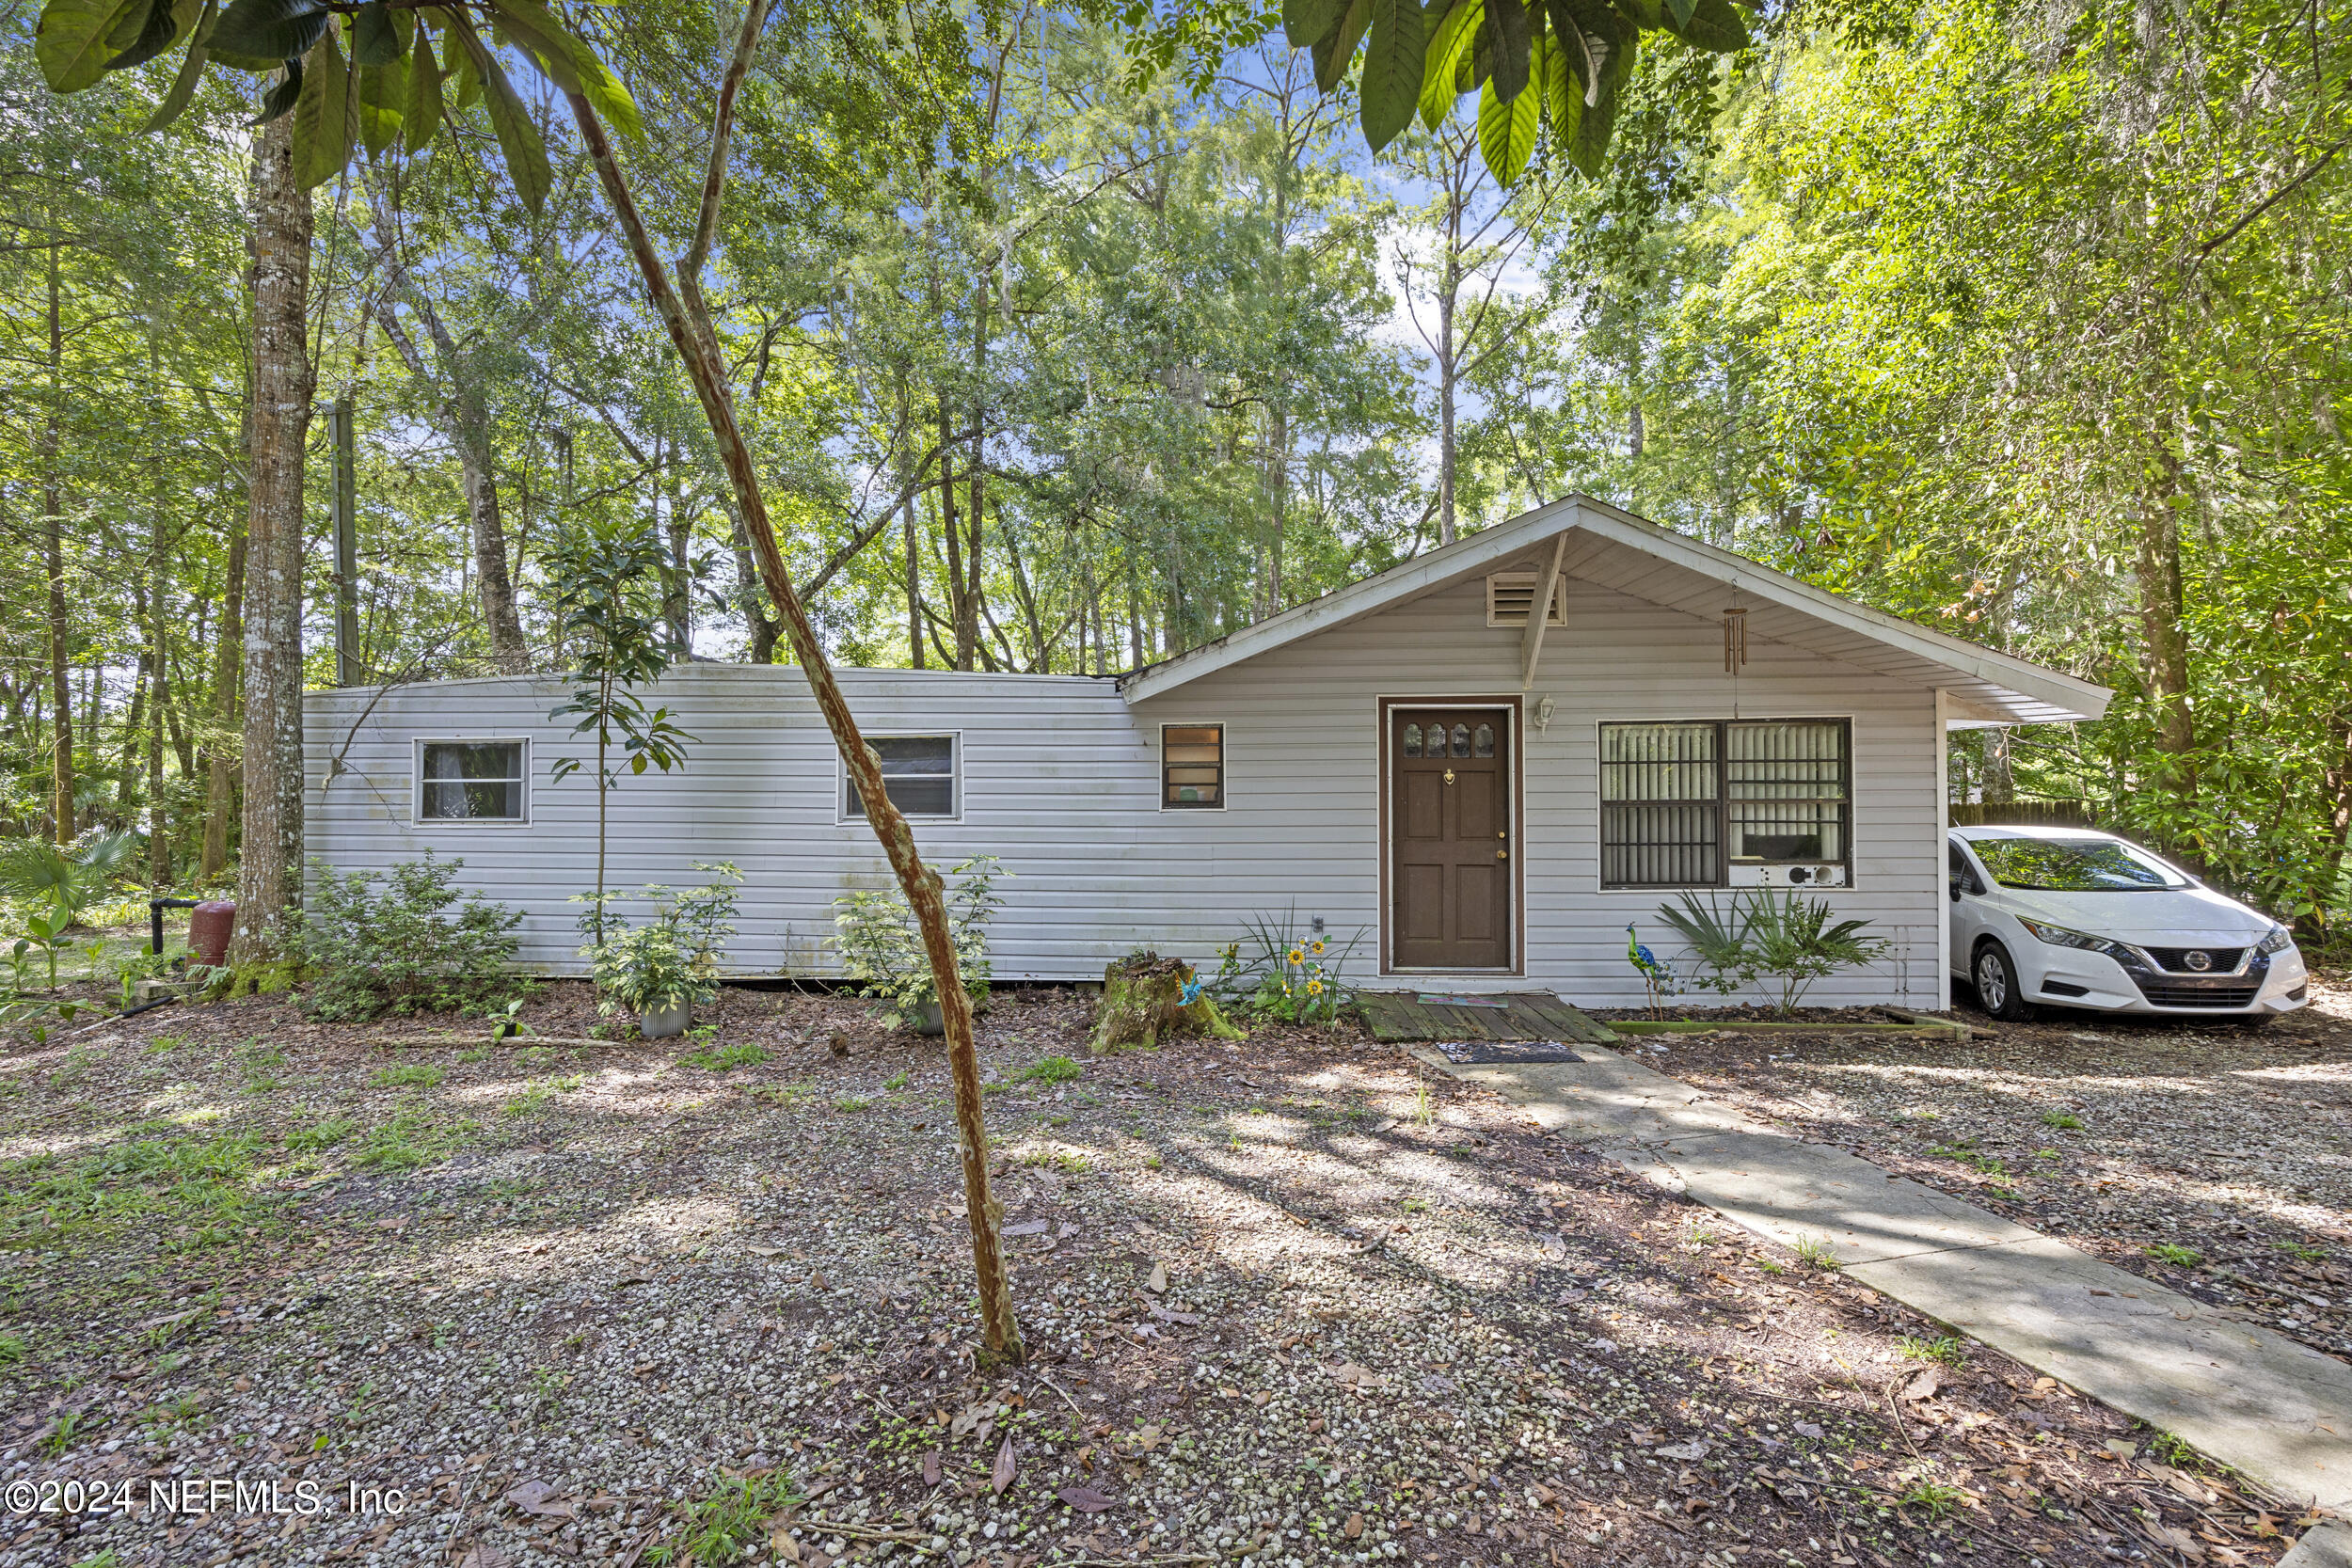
[1496, 849, 1508, 861]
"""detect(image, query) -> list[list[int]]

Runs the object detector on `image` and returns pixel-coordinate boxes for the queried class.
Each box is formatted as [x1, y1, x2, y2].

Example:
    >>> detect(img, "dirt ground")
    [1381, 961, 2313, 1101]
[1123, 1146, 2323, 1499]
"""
[0, 981, 2325, 1567]
[1646, 973, 2352, 1368]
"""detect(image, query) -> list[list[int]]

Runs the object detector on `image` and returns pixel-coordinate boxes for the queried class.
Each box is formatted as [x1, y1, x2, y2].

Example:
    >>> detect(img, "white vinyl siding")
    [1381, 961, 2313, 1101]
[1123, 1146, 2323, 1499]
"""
[307, 568, 1946, 1006]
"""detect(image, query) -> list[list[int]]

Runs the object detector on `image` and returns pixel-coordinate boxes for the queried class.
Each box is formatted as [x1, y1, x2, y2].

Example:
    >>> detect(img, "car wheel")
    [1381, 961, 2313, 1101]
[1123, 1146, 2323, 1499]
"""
[1972, 942, 2035, 1022]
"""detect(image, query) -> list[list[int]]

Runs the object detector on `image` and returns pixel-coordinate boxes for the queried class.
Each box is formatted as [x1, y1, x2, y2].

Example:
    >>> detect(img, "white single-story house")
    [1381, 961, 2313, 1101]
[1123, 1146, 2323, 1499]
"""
[303, 496, 2110, 1009]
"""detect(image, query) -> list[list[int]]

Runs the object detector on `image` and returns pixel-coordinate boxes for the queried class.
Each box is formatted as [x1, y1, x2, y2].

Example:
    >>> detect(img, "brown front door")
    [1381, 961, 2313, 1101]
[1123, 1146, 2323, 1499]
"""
[1390, 707, 1512, 970]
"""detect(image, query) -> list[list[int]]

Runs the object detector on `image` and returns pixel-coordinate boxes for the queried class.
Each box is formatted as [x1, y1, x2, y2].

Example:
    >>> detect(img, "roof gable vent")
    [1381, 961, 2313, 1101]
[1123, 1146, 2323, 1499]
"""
[1485, 571, 1567, 627]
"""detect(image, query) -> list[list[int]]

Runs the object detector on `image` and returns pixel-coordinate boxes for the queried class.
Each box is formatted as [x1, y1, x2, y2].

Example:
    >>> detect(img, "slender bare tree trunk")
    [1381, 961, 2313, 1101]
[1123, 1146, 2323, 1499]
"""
[961, 287, 988, 669]
[903, 495, 924, 670]
[561, 57, 1021, 1360]
[370, 248, 526, 666]
[2137, 444, 2195, 789]
[728, 503, 780, 663]
[1437, 242, 1460, 548]
[201, 529, 246, 883]
[230, 111, 314, 963]
[43, 234, 73, 846]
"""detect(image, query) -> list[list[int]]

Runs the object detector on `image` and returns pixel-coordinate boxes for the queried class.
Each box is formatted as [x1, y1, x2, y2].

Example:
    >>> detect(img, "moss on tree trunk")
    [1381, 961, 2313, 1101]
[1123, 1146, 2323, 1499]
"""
[1090, 954, 1242, 1053]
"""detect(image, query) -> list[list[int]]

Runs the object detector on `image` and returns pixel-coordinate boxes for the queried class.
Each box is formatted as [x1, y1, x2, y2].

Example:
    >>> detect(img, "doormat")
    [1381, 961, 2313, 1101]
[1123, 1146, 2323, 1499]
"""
[1418, 993, 1510, 1008]
[1435, 1040, 1584, 1065]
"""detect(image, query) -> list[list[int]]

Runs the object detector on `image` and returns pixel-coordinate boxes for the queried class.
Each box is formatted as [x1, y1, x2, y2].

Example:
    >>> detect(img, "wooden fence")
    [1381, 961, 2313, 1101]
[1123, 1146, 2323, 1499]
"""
[1947, 799, 2098, 829]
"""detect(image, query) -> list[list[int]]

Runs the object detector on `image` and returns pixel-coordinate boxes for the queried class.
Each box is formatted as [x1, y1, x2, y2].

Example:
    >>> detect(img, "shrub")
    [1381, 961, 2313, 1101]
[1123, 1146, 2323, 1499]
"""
[586, 924, 709, 1017]
[831, 856, 1001, 1030]
[300, 854, 525, 1022]
[1656, 889, 1892, 1014]
[579, 863, 743, 1020]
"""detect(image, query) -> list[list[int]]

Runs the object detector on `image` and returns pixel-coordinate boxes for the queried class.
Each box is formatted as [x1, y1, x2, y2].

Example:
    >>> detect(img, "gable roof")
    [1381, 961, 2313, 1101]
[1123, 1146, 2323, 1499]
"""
[1117, 496, 2110, 725]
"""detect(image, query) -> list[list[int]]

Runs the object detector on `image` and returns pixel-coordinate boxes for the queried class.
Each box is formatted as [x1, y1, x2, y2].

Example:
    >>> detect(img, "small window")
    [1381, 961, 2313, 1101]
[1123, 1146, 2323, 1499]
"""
[419, 741, 525, 822]
[1451, 723, 1470, 758]
[1162, 723, 1224, 809]
[1403, 723, 1422, 758]
[1472, 723, 1495, 758]
[847, 736, 957, 818]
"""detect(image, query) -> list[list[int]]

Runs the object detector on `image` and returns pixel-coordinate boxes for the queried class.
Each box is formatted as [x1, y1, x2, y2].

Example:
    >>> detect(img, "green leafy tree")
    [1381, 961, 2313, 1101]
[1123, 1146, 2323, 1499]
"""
[546, 516, 694, 944]
[1124, 0, 1751, 185]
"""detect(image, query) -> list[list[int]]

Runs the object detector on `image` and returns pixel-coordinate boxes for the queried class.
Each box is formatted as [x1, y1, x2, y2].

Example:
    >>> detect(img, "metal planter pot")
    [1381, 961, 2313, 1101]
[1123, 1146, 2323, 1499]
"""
[638, 999, 691, 1039]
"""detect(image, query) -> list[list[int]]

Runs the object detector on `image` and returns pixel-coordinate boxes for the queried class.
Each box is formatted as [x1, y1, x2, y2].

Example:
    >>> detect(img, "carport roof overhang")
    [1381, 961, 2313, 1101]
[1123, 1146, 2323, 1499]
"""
[1117, 496, 2111, 727]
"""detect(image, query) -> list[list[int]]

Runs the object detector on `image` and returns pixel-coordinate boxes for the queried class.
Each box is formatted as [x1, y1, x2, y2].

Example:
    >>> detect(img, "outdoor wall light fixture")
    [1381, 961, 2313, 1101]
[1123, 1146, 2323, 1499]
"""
[1534, 695, 1556, 731]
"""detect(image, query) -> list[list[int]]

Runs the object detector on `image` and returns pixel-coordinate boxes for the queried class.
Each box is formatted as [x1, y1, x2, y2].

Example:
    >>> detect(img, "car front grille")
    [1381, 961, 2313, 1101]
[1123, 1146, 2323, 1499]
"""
[2132, 979, 2263, 1009]
[2141, 945, 2247, 974]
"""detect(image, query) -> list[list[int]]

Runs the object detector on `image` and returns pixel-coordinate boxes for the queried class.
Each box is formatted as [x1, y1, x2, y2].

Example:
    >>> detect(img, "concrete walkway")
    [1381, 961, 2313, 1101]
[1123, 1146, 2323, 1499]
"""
[1418, 1041, 2352, 1564]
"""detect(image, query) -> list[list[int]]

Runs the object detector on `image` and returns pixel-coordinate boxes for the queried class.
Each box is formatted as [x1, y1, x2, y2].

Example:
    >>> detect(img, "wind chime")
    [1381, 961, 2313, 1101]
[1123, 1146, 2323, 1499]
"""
[1723, 595, 1749, 735]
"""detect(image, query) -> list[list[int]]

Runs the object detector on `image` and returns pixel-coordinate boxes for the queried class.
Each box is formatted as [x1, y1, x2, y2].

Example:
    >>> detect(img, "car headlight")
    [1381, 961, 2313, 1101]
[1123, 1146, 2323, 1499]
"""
[2017, 918, 2141, 963]
[2259, 924, 2295, 955]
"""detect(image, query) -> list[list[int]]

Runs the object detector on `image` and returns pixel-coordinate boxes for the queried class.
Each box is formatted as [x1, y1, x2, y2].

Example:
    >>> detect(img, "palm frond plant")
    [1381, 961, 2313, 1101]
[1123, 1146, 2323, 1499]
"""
[1656, 890, 1893, 1015]
[1742, 891, 1893, 1014]
[0, 830, 140, 927]
[1656, 893, 1757, 999]
[2, 830, 143, 990]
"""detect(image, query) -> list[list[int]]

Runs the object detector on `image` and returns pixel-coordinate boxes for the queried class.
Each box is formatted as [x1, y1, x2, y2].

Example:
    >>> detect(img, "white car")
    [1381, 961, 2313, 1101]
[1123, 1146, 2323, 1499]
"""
[1947, 825, 2308, 1022]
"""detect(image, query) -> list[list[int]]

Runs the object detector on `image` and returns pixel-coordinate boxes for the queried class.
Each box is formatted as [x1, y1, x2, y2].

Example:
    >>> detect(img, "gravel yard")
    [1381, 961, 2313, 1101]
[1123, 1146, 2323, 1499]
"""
[0, 983, 2324, 1566]
[1648, 973, 2352, 1369]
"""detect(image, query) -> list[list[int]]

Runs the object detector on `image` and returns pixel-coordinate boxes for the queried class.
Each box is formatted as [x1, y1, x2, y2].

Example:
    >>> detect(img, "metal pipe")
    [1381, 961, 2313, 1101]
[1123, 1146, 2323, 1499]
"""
[149, 896, 199, 957]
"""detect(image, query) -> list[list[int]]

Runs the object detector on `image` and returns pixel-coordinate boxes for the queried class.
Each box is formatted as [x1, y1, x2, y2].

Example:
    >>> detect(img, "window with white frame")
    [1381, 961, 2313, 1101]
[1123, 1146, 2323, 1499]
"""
[1600, 720, 1850, 887]
[845, 735, 957, 819]
[418, 740, 527, 822]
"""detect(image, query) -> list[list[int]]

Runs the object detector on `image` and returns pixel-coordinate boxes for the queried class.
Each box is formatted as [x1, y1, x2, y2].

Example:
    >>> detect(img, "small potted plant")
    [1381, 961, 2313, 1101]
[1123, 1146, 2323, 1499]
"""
[587, 923, 709, 1038]
[575, 863, 741, 1039]
[832, 856, 1002, 1034]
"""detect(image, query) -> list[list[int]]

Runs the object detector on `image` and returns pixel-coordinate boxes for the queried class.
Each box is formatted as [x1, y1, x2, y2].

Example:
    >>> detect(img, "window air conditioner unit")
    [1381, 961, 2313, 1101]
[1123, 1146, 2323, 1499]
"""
[1728, 863, 1850, 889]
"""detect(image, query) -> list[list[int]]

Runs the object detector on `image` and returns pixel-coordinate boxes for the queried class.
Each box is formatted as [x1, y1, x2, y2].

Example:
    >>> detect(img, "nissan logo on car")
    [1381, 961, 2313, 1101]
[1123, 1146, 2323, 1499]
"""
[2183, 950, 2212, 972]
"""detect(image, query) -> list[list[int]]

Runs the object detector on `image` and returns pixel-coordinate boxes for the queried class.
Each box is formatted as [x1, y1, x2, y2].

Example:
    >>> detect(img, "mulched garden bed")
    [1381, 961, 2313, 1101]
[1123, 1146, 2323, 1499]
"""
[1651, 973, 2352, 1371]
[0, 982, 2319, 1565]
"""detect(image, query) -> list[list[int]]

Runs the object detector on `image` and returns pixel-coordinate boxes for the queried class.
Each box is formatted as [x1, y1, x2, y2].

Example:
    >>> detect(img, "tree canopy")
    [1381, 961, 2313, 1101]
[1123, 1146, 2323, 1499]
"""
[5, 0, 2349, 933]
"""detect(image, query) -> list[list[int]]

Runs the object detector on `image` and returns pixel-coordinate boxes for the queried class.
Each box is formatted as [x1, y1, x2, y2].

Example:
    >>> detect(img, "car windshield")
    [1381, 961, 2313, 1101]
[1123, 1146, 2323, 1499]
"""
[1969, 837, 2190, 892]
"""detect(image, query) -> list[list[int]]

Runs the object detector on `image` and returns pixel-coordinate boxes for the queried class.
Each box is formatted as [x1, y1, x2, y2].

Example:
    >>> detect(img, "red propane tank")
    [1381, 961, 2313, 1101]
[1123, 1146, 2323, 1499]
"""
[189, 901, 235, 969]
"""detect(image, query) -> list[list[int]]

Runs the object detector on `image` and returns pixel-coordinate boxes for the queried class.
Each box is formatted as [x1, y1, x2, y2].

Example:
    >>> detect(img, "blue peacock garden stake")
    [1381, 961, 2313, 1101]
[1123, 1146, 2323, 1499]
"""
[1626, 923, 1673, 1019]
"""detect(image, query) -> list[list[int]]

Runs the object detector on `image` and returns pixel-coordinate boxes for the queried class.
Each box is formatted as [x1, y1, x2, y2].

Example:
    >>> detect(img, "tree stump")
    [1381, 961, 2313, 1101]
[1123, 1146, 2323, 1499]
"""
[1089, 953, 1242, 1053]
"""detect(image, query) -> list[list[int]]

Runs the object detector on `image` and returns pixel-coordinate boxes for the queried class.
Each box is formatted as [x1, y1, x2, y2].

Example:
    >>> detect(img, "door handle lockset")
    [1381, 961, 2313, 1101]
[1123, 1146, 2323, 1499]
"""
[1497, 849, 1508, 861]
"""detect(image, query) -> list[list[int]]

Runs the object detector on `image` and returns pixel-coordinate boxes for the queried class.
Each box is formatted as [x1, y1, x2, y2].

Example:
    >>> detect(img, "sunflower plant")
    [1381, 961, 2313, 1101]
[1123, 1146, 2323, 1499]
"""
[1209, 911, 1364, 1026]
